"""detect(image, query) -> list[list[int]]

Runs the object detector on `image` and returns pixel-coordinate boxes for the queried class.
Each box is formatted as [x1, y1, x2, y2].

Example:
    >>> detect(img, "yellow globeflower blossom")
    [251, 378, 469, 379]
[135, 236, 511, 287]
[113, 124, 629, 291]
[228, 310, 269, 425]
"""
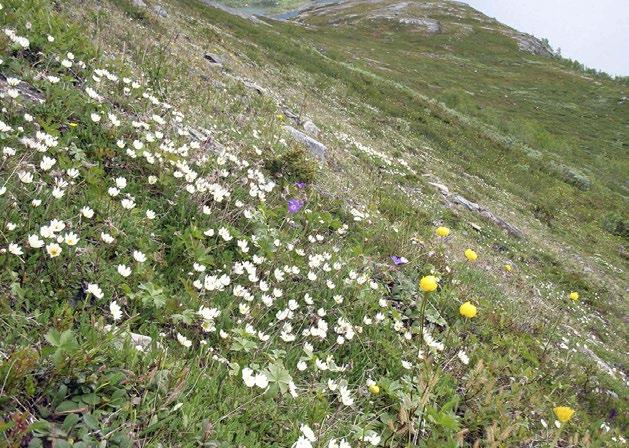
[459, 301, 477, 318]
[504, 263, 512, 272]
[464, 249, 478, 262]
[569, 291, 579, 301]
[553, 406, 575, 423]
[435, 226, 450, 237]
[419, 275, 438, 293]
[368, 384, 380, 395]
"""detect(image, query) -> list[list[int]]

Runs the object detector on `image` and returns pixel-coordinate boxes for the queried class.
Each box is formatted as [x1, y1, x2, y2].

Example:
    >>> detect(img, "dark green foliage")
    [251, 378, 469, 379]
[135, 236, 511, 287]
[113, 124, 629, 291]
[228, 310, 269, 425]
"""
[264, 143, 317, 183]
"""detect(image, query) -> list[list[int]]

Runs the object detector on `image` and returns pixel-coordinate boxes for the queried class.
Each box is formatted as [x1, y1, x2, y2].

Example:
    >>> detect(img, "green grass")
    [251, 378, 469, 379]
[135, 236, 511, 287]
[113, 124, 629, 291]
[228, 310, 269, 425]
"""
[0, 0, 627, 446]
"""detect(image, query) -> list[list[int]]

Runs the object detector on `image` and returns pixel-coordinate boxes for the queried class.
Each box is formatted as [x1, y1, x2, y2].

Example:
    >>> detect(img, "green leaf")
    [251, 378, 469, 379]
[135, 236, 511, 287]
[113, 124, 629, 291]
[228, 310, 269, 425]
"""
[59, 329, 78, 352]
[45, 329, 61, 347]
[79, 393, 100, 405]
[56, 400, 85, 414]
[263, 383, 279, 400]
[436, 412, 459, 431]
[62, 413, 80, 431]
[27, 437, 43, 448]
[263, 362, 292, 394]
[83, 414, 100, 430]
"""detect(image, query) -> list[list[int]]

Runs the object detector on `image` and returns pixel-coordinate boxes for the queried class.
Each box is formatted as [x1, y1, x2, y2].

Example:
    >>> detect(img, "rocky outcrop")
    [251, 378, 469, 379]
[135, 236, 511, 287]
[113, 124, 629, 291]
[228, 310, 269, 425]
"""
[398, 17, 441, 33]
[154, 4, 168, 17]
[302, 119, 321, 138]
[0, 75, 45, 104]
[284, 125, 326, 161]
[509, 31, 553, 56]
[204, 52, 223, 66]
[429, 181, 524, 238]
[367, 2, 442, 34]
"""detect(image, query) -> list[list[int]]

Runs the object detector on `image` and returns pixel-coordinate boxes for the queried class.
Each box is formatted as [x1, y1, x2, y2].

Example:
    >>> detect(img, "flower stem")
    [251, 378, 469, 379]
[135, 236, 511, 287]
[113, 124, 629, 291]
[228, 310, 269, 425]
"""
[418, 292, 428, 347]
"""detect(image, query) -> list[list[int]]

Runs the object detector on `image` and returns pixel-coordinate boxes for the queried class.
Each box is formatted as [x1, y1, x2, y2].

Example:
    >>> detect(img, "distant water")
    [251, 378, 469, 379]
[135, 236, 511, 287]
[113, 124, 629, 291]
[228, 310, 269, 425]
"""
[205, 0, 339, 20]
[273, 0, 338, 19]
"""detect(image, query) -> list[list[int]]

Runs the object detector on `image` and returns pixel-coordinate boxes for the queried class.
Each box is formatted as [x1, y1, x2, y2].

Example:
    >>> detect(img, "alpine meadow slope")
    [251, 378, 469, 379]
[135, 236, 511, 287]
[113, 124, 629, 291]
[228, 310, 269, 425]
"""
[0, 0, 627, 447]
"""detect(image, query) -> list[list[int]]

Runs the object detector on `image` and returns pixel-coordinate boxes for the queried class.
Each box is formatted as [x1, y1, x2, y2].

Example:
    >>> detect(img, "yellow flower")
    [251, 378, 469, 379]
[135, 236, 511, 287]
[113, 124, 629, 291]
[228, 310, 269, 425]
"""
[276, 114, 285, 121]
[464, 249, 478, 262]
[68, 122, 78, 127]
[553, 406, 575, 423]
[419, 275, 438, 293]
[569, 291, 579, 301]
[435, 226, 450, 237]
[459, 301, 477, 318]
[504, 264, 512, 272]
[368, 384, 380, 395]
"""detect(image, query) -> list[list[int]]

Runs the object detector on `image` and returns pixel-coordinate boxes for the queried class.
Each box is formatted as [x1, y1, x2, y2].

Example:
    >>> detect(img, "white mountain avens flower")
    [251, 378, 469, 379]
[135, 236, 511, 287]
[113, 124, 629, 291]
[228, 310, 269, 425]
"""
[28, 234, 44, 248]
[86, 283, 104, 299]
[64, 232, 79, 246]
[18, 171, 33, 183]
[46, 243, 62, 257]
[81, 206, 94, 218]
[117, 265, 132, 277]
[9, 243, 23, 256]
[177, 333, 192, 348]
[110, 301, 122, 321]
[133, 251, 147, 263]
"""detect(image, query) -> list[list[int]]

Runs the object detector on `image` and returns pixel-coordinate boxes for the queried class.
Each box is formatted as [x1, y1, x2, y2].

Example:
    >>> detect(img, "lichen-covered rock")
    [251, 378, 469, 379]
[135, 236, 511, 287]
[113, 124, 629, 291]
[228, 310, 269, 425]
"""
[154, 4, 168, 17]
[302, 119, 320, 138]
[284, 125, 326, 161]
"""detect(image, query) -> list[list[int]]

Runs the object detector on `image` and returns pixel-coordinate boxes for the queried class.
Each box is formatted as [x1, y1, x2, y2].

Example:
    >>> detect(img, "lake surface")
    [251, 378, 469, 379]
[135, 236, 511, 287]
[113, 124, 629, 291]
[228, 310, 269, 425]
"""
[204, 0, 339, 20]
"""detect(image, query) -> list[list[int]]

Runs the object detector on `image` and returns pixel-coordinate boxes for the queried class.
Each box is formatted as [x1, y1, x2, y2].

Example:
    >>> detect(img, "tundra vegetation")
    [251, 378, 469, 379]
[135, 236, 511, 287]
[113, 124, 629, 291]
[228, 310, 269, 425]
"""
[0, 0, 627, 446]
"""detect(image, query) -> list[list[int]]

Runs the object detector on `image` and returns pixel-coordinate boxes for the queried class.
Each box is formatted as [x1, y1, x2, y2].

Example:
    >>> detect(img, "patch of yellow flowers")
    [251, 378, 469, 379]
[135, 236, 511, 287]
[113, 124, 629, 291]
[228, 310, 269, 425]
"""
[419, 275, 439, 293]
[464, 249, 478, 262]
[553, 406, 575, 423]
[459, 301, 477, 318]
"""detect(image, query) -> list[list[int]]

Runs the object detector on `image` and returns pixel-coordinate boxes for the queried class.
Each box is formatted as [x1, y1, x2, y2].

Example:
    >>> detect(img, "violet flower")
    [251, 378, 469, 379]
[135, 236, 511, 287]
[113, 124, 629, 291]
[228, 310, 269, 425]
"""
[391, 255, 408, 266]
[288, 198, 304, 214]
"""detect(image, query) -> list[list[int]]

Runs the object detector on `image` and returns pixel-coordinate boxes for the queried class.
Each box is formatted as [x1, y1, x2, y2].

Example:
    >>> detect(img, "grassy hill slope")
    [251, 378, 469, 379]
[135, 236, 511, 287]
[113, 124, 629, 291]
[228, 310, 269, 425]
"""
[0, 0, 627, 446]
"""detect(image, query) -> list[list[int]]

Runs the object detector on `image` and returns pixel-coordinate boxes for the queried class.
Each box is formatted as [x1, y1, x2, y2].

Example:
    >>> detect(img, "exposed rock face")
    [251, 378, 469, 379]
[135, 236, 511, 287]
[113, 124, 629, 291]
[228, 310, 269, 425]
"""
[204, 53, 223, 66]
[398, 17, 441, 33]
[302, 119, 321, 138]
[510, 32, 552, 56]
[0, 75, 45, 104]
[154, 4, 168, 17]
[284, 125, 326, 161]
[429, 181, 524, 238]
[234, 77, 266, 94]
[367, 2, 441, 33]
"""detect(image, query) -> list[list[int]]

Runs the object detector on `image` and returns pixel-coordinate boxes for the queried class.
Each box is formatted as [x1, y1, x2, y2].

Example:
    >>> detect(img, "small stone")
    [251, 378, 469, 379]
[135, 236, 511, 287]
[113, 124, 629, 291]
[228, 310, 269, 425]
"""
[204, 53, 223, 65]
[154, 5, 167, 17]
[302, 119, 320, 137]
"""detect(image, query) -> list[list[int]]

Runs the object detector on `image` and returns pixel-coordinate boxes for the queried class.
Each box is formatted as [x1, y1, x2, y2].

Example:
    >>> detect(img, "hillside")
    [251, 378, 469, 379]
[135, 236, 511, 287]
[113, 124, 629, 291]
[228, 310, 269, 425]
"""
[0, 0, 627, 446]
